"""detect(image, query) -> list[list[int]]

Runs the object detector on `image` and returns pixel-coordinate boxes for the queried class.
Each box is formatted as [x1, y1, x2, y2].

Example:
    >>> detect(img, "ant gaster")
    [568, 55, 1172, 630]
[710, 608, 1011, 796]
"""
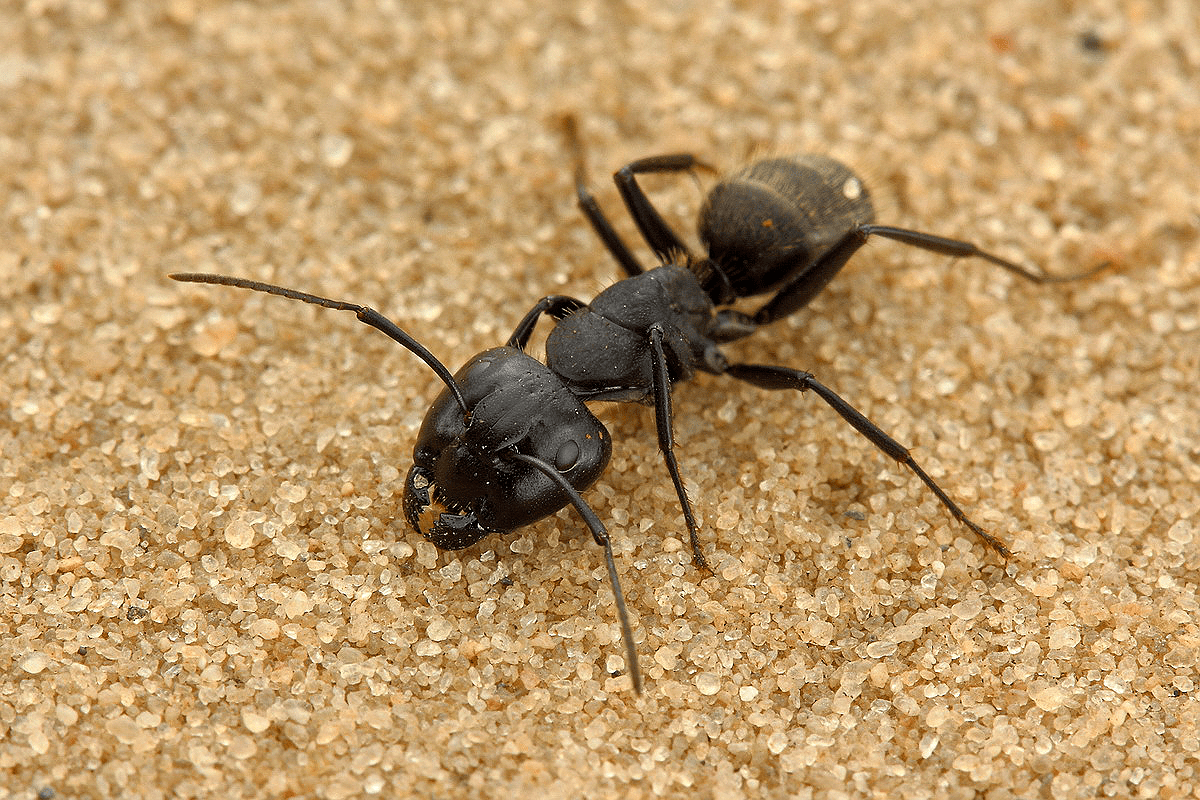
[171, 124, 1103, 694]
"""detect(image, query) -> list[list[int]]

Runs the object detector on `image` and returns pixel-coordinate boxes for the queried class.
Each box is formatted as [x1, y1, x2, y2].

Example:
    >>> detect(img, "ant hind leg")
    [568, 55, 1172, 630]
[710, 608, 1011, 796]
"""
[861, 224, 1109, 284]
[725, 362, 1011, 559]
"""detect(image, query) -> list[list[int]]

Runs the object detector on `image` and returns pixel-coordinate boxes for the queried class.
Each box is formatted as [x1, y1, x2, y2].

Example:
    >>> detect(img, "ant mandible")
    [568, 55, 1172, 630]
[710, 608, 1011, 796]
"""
[171, 123, 1102, 694]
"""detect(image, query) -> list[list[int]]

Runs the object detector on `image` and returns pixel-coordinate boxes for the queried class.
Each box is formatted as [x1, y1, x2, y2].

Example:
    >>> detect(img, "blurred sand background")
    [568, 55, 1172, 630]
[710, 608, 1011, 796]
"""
[2, 1, 1198, 798]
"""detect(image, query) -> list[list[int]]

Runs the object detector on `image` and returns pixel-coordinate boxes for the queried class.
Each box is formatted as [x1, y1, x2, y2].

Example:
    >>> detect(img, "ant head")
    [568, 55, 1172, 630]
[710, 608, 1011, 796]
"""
[403, 347, 612, 550]
[169, 273, 641, 691]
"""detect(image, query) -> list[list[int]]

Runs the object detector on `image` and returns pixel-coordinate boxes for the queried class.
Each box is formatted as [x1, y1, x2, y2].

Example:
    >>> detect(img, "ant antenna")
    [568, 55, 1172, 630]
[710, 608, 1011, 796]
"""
[169, 273, 470, 418]
[505, 450, 643, 695]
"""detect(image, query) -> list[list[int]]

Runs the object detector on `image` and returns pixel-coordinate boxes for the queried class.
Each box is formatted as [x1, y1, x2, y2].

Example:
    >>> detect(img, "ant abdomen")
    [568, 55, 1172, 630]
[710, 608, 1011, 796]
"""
[699, 155, 875, 300]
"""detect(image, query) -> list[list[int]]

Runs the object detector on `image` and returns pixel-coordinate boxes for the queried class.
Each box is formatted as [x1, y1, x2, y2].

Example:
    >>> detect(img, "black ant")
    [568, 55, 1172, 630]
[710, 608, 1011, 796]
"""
[170, 125, 1103, 694]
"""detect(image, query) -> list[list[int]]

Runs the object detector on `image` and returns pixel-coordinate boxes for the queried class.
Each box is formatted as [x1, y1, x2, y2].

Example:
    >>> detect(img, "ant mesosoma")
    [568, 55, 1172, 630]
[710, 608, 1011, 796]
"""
[171, 126, 1102, 694]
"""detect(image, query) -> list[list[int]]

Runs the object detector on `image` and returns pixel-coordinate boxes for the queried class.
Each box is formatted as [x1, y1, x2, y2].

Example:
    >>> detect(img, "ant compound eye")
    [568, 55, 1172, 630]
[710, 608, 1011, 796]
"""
[554, 439, 580, 471]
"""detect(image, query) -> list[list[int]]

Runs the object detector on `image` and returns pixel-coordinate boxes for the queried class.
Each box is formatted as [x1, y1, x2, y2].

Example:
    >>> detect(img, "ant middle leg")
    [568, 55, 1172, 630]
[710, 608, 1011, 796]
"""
[647, 324, 710, 570]
[613, 154, 717, 264]
[575, 175, 646, 278]
[563, 116, 646, 278]
[725, 362, 1012, 559]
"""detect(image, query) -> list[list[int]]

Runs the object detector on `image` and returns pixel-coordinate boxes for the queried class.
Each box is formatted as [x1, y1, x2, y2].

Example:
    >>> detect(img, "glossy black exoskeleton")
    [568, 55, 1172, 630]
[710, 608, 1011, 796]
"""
[404, 346, 611, 549]
[553, 120, 1103, 572]
[169, 273, 642, 690]
[170, 125, 1102, 694]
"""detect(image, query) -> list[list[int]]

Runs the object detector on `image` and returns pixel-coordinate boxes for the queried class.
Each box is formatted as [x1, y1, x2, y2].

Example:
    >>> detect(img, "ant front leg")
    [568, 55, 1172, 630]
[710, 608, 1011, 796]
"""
[647, 324, 710, 570]
[725, 362, 1012, 559]
[507, 296, 587, 350]
[614, 154, 716, 264]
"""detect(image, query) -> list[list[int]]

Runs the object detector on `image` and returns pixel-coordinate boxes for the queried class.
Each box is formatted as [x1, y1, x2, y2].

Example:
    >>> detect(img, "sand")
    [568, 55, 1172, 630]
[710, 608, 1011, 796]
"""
[2, 1, 1198, 798]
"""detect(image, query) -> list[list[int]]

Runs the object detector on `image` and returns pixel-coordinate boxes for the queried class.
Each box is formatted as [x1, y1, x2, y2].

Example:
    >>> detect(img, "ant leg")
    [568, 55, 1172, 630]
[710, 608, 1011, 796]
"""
[577, 183, 647, 278]
[576, 178, 647, 278]
[753, 228, 871, 325]
[614, 154, 716, 263]
[562, 116, 645, 277]
[751, 222, 1107, 326]
[725, 362, 1011, 559]
[507, 295, 587, 350]
[860, 225, 1109, 284]
[647, 324, 710, 570]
